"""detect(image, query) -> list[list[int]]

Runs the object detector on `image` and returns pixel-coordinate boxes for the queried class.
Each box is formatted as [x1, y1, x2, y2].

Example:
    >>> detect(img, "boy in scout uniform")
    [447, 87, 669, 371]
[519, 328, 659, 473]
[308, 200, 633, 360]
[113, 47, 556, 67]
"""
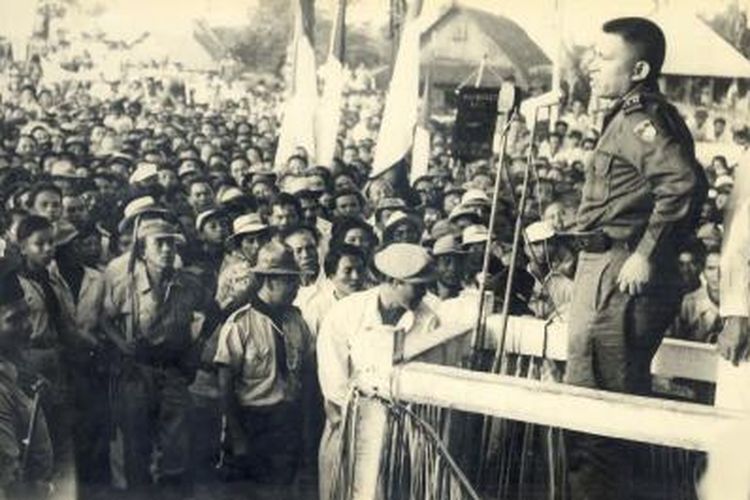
[215, 241, 313, 485]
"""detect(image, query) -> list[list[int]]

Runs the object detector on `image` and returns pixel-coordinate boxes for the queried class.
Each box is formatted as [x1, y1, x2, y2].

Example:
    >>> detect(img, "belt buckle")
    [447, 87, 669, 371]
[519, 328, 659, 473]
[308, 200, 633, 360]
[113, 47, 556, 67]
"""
[579, 232, 609, 253]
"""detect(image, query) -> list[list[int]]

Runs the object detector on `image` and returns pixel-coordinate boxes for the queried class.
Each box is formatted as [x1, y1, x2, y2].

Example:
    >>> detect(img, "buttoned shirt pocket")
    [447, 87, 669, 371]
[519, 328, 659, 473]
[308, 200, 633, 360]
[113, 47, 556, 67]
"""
[243, 337, 273, 380]
[583, 150, 613, 203]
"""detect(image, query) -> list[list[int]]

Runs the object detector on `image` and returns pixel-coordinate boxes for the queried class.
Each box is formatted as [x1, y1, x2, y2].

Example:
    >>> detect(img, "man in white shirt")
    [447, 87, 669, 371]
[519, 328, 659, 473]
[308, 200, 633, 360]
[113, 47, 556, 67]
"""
[716, 149, 750, 409]
[317, 243, 469, 500]
[702, 148, 750, 500]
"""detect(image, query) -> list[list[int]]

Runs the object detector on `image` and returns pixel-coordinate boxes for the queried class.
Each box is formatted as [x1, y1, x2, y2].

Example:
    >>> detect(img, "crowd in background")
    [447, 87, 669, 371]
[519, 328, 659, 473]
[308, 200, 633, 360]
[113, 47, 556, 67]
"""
[0, 54, 744, 497]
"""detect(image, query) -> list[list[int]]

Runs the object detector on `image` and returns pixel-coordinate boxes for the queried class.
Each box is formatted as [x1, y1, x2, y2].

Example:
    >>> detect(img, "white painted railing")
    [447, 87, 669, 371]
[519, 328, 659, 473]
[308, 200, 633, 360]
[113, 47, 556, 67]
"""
[353, 314, 745, 499]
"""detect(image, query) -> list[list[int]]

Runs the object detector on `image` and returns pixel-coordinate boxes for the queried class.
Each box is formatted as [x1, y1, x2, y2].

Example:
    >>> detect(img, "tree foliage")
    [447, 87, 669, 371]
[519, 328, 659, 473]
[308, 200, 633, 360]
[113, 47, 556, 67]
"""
[705, 2, 750, 59]
[213, 0, 386, 74]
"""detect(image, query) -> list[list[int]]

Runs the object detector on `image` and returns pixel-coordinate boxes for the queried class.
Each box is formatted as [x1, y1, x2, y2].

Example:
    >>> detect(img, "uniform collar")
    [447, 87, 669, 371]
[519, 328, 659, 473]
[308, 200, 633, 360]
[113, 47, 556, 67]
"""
[132, 260, 176, 295]
[604, 82, 653, 129]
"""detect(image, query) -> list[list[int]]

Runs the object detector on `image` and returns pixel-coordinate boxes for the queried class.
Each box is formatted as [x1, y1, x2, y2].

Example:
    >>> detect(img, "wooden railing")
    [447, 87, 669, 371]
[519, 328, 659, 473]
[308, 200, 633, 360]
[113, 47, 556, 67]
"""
[351, 314, 745, 492]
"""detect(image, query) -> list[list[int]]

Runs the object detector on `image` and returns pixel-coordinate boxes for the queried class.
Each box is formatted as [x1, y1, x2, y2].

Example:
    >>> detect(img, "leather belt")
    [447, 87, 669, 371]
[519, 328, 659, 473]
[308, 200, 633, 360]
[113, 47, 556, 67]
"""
[560, 231, 631, 253]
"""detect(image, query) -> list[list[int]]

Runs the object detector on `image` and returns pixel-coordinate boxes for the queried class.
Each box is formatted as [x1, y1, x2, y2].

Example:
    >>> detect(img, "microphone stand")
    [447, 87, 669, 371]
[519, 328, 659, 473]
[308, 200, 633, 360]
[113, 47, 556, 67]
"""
[475, 101, 556, 482]
[468, 110, 516, 370]
[490, 102, 557, 374]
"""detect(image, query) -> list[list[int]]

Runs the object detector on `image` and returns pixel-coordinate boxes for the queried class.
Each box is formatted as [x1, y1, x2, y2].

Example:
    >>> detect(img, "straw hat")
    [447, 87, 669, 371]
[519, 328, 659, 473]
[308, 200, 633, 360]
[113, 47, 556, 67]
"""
[117, 196, 170, 233]
[382, 211, 424, 243]
[524, 221, 555, 244]
[195, 208, 226, 232]
[136, 219, 186, 243]
[448, 204, 482, 224]
[432, 234, 466, 257]
[461, 224, 489, 246]
[227, 213, 268, 243]
[128, 162, 159, 185]
[461, 188, 491, 207]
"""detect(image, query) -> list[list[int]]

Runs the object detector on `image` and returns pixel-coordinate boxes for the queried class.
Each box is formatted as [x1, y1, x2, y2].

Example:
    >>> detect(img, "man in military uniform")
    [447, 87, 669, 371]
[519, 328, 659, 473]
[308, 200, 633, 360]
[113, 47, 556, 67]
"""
[564, 17, 707, 499]
[0, 257, 53, 499]
[102, 216, 219, 496]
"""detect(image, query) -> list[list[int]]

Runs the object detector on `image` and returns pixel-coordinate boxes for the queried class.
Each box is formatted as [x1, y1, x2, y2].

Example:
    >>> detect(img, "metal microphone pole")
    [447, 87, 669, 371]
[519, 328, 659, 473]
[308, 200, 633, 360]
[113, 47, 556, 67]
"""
[476, 101, 552, 483]
[490, 102, 553, 374]
[469, 111, 516, 369]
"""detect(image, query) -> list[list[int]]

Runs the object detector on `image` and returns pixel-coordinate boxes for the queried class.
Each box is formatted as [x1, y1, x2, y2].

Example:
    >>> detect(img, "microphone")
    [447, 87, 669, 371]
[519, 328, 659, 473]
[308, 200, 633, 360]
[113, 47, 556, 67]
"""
[496, 82, 521, 114]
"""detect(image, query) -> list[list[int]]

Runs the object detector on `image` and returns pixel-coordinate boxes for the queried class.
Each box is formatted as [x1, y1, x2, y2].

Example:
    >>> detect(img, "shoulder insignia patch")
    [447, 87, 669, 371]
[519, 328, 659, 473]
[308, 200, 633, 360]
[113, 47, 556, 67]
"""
[623, 94, 644, 114]
[633, 119, 658, 142]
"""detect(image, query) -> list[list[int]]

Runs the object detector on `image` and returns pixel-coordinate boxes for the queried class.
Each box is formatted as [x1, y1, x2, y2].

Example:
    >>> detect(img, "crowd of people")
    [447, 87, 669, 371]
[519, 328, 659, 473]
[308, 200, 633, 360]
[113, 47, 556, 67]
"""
[0, 44, 743, 498]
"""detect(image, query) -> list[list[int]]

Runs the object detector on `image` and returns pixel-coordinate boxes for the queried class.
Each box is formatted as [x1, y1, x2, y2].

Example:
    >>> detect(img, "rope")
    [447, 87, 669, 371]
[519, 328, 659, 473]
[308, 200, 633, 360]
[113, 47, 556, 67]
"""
[330, 390, 481, 500]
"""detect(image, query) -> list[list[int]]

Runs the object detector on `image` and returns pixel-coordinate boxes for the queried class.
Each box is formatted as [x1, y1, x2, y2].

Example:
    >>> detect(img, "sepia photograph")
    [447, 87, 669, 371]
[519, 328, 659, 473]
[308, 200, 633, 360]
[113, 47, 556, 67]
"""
[0, 0, 748, 498]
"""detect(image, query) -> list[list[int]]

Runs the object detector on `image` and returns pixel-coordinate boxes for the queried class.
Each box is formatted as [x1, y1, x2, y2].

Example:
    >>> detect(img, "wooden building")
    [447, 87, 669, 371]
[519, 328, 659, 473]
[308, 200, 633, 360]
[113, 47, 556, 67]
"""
[418, 4, 552, 109]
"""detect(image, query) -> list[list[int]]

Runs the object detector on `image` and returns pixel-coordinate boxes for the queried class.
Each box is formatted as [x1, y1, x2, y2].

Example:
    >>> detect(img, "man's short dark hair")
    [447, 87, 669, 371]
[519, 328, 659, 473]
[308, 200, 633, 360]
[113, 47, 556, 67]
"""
[186, 176, 213, 192]
[330, 216, 378, 247]
[271, 192, 302, 215]
[280, 223, 319, 245]
[603, 17, 666, 82]
[324, 243, 365, 277]
[332, 188, 364, 207]
[16, 215, 53, 241]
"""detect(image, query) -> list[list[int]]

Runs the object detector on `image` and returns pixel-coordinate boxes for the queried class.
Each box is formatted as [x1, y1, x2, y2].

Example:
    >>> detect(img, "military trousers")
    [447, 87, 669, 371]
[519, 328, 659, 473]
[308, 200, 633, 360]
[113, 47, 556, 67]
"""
[564, 246, 681, 500]
[109, 361, 192, 489]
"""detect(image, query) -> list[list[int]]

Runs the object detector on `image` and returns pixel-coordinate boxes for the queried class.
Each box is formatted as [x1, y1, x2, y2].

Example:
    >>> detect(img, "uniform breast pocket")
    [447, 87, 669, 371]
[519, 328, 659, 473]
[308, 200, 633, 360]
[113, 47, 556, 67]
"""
[583, 151, 613, 203]
[244, 341, 273, 380]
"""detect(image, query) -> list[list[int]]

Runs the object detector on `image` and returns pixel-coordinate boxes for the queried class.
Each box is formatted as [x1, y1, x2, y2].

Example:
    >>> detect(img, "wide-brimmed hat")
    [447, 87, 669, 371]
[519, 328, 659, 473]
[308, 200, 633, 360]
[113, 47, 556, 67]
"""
[426, 219, 457, 244]
[443, 183, 465, 197]
[461, 224, 489, 247]
[461, 188, 491, 207]
[248, 165, 278, 180]
[432, 234, 467, 257]
[217, 186, 246, 205]
[227, 213, 268, 243]
[178, 161, 201, 179]
[525, 220, 555, 244]
[128, 162, 159, 185]
[382, 211, 424, 243]
[50, 161, 78, 179]
[117, 196, 170, 233]
[375, 197, 408, 216]
[281, 175, 312, 196]
[136, 219, 186, 243]
[448, 204, 482, 224]
[374, 243, 436, 283]
[250, 241, 310, 275]
[195, 208, 226, 232]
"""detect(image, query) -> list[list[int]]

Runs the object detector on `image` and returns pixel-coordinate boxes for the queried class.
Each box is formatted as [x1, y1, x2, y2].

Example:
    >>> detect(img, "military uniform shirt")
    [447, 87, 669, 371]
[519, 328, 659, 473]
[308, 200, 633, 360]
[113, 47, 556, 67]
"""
[576, 84, 705, 259]
[103, 260, 210, 351]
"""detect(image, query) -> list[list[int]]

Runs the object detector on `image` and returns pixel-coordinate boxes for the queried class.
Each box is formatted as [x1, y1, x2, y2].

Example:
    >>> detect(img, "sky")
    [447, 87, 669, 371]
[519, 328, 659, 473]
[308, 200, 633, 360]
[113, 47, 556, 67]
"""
[0, 0, 741, 64]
